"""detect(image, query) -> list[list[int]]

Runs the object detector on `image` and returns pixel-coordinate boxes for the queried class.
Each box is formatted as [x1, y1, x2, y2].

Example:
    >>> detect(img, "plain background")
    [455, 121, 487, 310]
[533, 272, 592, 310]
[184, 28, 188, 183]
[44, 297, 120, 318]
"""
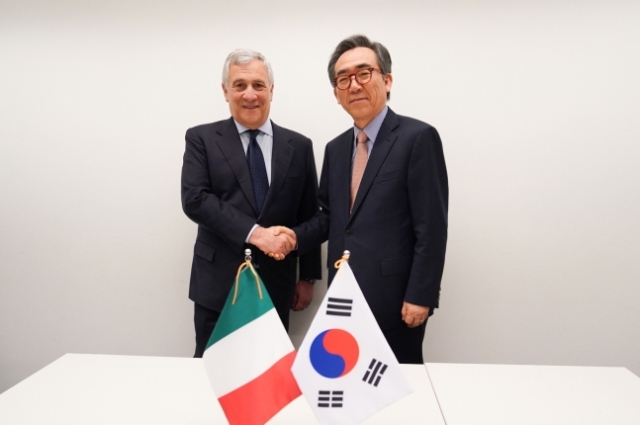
[1, 0, 639, 393]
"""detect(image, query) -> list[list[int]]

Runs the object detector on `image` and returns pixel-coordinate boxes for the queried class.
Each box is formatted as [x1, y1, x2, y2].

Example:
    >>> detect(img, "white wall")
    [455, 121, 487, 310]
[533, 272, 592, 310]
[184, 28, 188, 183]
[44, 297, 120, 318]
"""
[1, 0, 639, 393]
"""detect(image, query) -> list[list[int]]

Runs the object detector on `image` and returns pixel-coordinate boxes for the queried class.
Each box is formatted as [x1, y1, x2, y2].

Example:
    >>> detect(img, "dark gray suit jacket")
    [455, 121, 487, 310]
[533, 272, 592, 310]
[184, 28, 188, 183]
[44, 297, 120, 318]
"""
[182, 118, 321, 314]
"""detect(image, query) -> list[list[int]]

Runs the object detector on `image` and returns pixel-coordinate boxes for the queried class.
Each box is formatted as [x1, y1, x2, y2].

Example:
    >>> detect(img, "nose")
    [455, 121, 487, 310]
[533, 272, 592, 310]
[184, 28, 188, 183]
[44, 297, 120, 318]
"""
[242, 87, 258, 100]
[349, 75, 363, 92]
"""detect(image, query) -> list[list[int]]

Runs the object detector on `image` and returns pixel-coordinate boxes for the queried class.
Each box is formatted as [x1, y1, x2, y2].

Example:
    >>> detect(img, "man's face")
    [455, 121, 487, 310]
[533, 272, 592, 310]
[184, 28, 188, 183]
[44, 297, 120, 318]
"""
[223, 59, 273, 129]
[333, 47, 392, 128]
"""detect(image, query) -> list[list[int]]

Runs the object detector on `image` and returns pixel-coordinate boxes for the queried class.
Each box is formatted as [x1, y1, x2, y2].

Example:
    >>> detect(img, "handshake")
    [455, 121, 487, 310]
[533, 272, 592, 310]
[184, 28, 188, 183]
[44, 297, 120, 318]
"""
[248, 225, 297, 261]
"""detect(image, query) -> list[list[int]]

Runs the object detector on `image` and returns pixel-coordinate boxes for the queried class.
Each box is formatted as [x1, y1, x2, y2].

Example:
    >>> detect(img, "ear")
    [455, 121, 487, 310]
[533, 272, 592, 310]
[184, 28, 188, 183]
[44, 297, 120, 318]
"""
[334, 87, 339, 103]
[222, 83, 229, 102]
[269, 84, 274, 101]
[384, 73, 393, 94]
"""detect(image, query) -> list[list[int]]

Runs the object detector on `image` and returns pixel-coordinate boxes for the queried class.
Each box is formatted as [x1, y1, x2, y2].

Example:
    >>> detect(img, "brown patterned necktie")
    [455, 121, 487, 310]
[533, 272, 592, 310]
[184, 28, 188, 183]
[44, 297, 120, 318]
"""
[350, 130, 368, 211]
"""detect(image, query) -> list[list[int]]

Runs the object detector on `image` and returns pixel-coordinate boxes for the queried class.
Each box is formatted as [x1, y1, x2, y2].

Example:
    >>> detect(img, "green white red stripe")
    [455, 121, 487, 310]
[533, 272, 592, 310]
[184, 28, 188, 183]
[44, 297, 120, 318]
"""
[203, 266, 301, 425]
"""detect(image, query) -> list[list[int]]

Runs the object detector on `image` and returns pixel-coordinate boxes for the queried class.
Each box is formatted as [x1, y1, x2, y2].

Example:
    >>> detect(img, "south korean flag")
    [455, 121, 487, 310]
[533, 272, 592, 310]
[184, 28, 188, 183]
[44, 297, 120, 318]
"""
[292, 254, 413, 425]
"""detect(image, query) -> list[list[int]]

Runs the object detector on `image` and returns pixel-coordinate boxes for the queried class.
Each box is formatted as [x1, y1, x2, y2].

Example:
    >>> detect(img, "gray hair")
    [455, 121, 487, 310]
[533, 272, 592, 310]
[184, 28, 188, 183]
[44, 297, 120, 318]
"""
[222, 49, 274, 87]
[327, 35, 392, 100]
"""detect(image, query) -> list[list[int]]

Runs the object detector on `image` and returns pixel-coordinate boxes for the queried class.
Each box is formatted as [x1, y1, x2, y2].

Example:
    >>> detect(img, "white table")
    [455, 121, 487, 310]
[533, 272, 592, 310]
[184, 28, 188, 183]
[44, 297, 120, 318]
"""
[5, 354, 639, 425]
[0, 354, 444, 425]
[426, 363, 640, 425]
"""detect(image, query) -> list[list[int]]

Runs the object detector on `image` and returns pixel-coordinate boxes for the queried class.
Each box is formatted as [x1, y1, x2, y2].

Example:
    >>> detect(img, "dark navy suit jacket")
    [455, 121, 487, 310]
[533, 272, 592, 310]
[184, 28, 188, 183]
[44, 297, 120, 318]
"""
[181, 118, 321, 314]
[295, 108, 448, 329]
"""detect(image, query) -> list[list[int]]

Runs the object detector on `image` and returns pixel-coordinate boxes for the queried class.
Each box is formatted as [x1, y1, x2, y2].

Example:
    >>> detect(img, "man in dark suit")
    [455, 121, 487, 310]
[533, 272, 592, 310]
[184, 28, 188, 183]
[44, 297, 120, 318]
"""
[181, 49, 321, 358]
[291, 35, 448, 363]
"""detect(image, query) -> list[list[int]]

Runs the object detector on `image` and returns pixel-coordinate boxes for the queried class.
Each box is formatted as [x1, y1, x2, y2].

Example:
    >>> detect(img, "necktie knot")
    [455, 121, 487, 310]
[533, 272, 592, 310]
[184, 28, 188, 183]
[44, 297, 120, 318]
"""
[357, 130, 368, 146]
[248, 129, 261, 142]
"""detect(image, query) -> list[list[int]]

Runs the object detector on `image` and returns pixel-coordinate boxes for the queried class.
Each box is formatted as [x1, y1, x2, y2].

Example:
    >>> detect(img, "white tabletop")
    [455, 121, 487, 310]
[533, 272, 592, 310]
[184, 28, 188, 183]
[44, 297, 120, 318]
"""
[426, 363, 640, 425]
[6, 354, 638, 425]
[0, 353, 444, 425]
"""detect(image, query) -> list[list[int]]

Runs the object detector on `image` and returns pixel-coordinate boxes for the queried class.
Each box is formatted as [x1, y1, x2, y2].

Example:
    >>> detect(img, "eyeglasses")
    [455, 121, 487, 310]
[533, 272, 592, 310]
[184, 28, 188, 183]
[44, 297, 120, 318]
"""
[333, 68, 381, 90]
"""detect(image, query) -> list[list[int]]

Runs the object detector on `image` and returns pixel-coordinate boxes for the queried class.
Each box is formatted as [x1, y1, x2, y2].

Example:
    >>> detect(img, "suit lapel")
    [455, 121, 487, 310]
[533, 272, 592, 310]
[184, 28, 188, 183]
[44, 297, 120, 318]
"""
[349, 109, 400, 220]
[334, 132, 354, 225]
[261, 121, 294, 218]
[215, 118, 258, 215]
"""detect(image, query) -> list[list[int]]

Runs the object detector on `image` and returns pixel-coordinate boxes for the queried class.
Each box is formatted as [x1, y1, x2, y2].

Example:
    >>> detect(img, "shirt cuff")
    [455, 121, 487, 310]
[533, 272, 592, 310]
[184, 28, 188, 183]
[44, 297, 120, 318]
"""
[245, 224, 259, 243]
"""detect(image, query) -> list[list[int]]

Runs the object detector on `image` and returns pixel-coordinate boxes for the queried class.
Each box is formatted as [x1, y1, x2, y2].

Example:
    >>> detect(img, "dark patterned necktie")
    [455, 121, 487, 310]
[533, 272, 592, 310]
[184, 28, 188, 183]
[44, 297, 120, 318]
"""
[246, 129, 269, 213]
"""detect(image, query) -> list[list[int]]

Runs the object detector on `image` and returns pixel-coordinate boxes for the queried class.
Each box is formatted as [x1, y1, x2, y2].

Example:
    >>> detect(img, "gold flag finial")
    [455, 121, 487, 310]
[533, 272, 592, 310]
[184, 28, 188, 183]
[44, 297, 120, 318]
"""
[334, 250, 350, 269]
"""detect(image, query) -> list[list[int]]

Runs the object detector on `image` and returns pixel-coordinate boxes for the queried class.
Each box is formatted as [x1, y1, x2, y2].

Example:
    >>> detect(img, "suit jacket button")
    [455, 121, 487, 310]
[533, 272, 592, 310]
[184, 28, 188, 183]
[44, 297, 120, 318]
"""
[345, 230, 351, 237]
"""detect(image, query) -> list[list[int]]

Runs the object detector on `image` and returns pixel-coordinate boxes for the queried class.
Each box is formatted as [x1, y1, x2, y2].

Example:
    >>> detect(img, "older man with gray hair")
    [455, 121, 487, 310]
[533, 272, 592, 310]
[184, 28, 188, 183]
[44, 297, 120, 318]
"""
[181, 49, 321, 357]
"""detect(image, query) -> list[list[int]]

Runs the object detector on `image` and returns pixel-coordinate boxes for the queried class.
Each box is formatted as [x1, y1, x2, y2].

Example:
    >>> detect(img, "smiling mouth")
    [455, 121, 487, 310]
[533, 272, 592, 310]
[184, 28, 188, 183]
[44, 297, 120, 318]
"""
[243, 105, 259, 110]
[350, 98, 367, 104]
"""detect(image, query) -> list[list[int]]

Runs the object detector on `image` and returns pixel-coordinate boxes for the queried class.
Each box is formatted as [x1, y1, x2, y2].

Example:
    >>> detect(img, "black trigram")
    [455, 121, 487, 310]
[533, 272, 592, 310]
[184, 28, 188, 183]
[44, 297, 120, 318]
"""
[362, 358, 388, 387]
[326, 297, 353, 316]
[317, 390, 343, 408]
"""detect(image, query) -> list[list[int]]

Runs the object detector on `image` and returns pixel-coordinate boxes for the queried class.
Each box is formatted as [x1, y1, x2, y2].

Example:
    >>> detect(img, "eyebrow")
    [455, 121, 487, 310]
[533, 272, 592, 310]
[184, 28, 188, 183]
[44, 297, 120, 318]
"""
[231, 77, 267, 85]
[335, 62, 372, 76]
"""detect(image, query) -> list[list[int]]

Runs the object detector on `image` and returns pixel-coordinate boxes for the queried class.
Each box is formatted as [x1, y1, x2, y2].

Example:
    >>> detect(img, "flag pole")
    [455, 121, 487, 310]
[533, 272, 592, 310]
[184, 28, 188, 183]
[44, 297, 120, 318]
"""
[231, 249, 263, 304]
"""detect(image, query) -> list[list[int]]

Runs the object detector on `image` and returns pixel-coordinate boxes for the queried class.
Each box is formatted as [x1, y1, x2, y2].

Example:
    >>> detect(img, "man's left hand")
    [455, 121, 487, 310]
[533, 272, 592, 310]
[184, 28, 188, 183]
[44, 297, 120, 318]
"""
[291, 280, 314, 311]
[402, 302, 429, 328]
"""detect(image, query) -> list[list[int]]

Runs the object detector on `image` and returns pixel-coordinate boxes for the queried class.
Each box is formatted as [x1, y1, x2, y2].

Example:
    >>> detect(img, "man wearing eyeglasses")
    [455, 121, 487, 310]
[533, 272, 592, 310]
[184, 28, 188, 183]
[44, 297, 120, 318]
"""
[291, 35, 448, 363]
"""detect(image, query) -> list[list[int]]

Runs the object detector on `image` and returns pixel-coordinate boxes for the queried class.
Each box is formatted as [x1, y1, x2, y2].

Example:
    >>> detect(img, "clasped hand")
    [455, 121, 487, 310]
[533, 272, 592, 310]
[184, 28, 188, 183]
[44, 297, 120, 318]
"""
[248, 225, 297, 260]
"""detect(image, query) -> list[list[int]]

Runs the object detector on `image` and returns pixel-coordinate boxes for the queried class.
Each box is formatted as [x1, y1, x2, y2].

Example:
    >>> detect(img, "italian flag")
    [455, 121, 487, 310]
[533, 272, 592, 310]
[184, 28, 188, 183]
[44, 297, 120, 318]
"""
[203, 265, 301, 425]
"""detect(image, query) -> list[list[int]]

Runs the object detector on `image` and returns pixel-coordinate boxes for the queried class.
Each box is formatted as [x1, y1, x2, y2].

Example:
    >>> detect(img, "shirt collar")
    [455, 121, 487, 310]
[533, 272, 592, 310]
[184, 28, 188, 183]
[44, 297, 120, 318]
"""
[234, 118, 273, 137]
[354, 106, 388, 142]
